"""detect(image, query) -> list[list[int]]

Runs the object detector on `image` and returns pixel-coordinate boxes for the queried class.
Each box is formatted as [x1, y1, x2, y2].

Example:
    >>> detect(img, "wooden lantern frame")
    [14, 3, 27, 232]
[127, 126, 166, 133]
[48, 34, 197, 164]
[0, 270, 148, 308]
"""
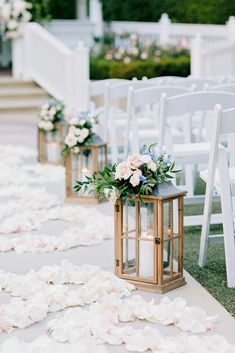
[114, 185, 187, 293]
[66, 141, 108, 204]
[38, 122, 66, 165]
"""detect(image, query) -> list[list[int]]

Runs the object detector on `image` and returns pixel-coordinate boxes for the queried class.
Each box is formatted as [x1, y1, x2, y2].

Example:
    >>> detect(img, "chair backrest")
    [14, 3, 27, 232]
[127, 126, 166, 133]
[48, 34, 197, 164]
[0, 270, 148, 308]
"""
[210, 84, 235, 94]
[125, 86, 190, 156]
[159, 91, 235, 151]
[147, 76, 182, 85]
[104, 80, 159, 112]
[172, 78, 218, 91]
[88, 79, 128, 97]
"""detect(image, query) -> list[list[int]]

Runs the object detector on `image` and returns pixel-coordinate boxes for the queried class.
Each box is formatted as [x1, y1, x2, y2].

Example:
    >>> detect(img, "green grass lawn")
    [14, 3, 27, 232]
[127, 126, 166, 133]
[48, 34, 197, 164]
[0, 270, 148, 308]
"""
[183, 180, 235, 316]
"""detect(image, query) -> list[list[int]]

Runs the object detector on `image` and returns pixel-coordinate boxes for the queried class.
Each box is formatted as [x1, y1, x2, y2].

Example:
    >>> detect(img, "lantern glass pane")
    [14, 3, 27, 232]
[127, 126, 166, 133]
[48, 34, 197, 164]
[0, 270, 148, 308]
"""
[98, 146, 106, 170]
[162, 199, 172, 280]
[122, 201, 136, 275]
[138, 201, 154, 279]
[173, 236, 180, 274]
[45, 130, 61, 163]
[71, 148, 94, 197]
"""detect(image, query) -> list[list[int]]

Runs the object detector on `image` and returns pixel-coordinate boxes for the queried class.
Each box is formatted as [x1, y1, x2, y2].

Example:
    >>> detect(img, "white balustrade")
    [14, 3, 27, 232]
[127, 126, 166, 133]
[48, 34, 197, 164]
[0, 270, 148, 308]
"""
[12, 22, 89, 111]
[44, 20, 95, 48]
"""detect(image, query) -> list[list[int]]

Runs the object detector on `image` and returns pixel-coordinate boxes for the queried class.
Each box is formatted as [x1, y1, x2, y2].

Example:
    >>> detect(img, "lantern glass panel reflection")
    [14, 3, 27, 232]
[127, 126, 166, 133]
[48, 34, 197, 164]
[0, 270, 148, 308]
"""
[66, 141, 108, 203]
[38, 122, 66, 165]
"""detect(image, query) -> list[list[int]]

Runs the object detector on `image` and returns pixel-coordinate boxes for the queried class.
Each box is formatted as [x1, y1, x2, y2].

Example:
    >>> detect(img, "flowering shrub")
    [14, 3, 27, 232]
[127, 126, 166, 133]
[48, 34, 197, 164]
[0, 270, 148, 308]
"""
[62, 112, 99, 157]
[74, 145, 178, 203]
[92, 32, 189, 65]
[38, 99, 64, 132]
[0, 0, 32, 40]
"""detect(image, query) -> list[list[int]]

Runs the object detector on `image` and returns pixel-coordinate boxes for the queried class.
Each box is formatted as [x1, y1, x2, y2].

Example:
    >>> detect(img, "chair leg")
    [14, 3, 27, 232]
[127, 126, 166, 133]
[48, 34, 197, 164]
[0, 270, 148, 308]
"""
[198, 177, 214, 267]
[219, 150, 235, 287]
[184, 164, 195, 197]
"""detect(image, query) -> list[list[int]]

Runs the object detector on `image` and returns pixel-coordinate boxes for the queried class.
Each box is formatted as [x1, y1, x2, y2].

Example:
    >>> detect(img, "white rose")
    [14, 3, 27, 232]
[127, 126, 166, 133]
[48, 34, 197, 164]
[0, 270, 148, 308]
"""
[77, 136, 85, 143]
[127, 153, 142, 170]
[140, 154, 152, 164]
[43, 121, 54, 131]
[7, 20, 18, 30]
[49, 107, 57, 116]
[69, 117, 79, 125]
[80, 128, 89, 139]
[74, 128, 82, 136]
[115, 161, 133, 180]
[130, 169, 142, 187]
[69, 126, 77, 134]
[1, 3, 11, 21]
[65, 133, 77, 148]
[148, 161, 157, 172]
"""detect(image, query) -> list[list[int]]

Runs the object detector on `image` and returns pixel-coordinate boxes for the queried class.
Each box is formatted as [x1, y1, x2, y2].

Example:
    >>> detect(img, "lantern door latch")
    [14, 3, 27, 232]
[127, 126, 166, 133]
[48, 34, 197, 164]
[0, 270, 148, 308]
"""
[155, 238, 161, 245]
[116, 259, 120, 267]
[115, 204, 120, 212]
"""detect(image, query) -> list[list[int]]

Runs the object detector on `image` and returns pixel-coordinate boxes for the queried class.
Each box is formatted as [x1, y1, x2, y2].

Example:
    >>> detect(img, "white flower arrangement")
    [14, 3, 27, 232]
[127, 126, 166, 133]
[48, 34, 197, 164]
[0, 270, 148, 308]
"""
[62, 112, 99, 157]
[0, 0, 32, 40]
[38, 99, 64, 132]
[75, 145, 177, 204]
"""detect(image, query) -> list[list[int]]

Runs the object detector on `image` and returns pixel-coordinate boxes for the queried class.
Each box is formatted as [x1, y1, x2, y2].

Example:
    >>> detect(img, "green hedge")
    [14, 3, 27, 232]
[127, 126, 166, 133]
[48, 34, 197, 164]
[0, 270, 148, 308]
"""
[90, 55, 190, 80]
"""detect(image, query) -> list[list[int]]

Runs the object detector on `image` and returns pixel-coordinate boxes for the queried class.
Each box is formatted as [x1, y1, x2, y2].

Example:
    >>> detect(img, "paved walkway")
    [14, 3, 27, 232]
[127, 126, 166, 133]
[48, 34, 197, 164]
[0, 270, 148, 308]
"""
[0, 114, 235, 350]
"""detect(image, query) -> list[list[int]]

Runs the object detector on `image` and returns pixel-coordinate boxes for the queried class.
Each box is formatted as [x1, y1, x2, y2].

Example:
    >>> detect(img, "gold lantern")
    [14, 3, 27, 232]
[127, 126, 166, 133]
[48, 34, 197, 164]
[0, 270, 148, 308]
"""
[114, 183, 186, 293]
[66, 136, 108, 203]
[38, 122, 67, 165]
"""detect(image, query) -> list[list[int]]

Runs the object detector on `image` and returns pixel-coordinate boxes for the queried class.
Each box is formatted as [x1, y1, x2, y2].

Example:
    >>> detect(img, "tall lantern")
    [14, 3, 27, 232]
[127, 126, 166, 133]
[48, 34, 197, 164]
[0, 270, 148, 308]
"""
[66, 135, 108, 203]
[114, 183, 186, 293]
[38, 122, 67, 165]
[38, 99, 66, 165]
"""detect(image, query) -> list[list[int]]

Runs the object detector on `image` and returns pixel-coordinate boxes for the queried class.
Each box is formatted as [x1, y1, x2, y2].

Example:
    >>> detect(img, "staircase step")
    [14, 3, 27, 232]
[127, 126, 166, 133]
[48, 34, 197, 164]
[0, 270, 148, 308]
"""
[0, 99, 48, 112]
[0, 78, 38, 88]
[0, 87, 49, 101]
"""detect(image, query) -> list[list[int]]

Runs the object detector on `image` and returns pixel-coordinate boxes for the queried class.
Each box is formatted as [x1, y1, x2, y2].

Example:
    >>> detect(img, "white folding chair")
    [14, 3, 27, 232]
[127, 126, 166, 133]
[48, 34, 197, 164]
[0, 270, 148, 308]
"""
[172, 78, 218, 91]
[210, 83, 235, 94]
[159, 92, 235, 203]
[147, 76, 182, 85]
[104, 80, 158, 162]
[87, 79, 128, 113]
[124, 86, 190, 157]
[199, 105, 235, 287]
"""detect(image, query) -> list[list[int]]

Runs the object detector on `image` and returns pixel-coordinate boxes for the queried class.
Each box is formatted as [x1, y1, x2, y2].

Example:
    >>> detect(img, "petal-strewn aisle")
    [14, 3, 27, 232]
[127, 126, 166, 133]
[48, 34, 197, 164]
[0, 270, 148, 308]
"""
[0, 119, 235, 353]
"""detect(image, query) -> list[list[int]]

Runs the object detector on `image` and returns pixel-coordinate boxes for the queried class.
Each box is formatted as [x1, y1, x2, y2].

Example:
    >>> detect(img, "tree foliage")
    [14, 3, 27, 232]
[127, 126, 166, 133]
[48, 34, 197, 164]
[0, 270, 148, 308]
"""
[101, 0, 235, 24]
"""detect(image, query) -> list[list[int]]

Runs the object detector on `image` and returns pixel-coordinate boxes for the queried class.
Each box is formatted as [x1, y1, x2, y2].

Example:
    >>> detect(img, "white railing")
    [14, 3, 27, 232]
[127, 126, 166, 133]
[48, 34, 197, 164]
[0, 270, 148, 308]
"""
[190, 34, 235, 78]
[110, 14, 235, 46]
[12, 22, 89, 110]
[44, 20, 95, 48]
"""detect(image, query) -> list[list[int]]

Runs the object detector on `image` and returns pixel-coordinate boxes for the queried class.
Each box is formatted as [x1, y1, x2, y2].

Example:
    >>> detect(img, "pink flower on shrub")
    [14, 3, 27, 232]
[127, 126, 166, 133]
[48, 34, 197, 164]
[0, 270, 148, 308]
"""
[123, 57, 131, 64]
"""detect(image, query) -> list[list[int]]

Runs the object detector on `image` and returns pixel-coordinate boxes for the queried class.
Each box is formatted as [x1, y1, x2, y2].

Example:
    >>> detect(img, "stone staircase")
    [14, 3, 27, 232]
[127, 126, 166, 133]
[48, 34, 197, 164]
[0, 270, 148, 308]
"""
[0, 77, 50, 120]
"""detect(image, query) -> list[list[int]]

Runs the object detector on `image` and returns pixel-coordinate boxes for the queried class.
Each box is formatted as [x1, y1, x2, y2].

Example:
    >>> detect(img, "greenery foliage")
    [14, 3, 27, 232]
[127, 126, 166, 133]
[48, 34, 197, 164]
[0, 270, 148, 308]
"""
[101, 0, 235, 24]
[28, 0, 235, 24]
[90, 56, 190, 80]
[74, 145, 178, 203]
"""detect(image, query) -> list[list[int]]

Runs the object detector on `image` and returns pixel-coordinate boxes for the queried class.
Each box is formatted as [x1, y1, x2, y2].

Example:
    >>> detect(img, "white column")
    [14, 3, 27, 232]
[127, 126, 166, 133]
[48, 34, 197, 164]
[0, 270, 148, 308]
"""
[226, 16, 235, 41]
[76, 0, 88, 20]
[89, 0, 103, 37]
[190, 33, 202, 78]
[159, 13, 170, 45]
[12, 24, 31, 79]
[68, 41, 90, 111]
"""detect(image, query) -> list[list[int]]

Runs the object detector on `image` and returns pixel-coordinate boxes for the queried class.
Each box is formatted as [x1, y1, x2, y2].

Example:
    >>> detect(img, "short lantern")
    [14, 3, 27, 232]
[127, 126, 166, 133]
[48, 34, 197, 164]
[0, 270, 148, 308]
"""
[38, 122, 67, 165]
[66, 135, 108, 203]
[114, 183, 186, 293]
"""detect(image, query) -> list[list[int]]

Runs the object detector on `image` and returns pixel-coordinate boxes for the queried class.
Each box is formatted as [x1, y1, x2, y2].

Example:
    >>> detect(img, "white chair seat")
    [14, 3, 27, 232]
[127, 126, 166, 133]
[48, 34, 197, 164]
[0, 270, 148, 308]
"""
[200, 167, 235, 195]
